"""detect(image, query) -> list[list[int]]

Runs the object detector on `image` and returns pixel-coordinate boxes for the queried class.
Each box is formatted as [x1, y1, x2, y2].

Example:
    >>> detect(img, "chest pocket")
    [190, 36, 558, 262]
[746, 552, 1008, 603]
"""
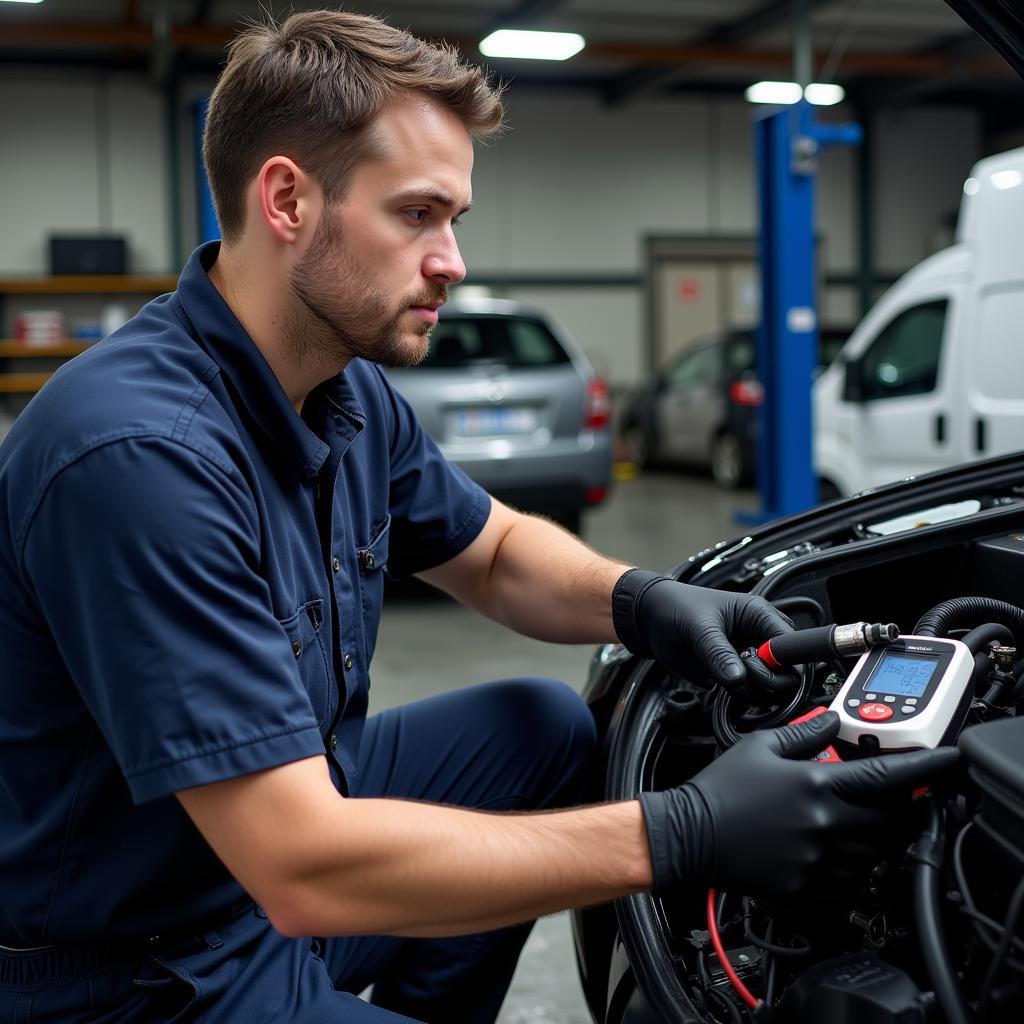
[357, 516, 390, 663]
[277, 599, 333, 729]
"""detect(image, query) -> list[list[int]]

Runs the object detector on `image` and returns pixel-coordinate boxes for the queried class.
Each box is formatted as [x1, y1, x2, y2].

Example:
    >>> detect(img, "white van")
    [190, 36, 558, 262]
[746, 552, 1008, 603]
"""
[814, 145, 1024, 497]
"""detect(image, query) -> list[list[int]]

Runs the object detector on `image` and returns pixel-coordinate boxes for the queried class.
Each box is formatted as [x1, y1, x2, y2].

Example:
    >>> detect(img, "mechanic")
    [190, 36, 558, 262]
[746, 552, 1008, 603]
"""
[0, 10, 959, 1024]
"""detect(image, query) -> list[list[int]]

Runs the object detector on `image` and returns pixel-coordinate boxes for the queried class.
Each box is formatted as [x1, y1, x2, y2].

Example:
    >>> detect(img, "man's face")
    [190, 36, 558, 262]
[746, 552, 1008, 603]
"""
[288, 96, 473, 368]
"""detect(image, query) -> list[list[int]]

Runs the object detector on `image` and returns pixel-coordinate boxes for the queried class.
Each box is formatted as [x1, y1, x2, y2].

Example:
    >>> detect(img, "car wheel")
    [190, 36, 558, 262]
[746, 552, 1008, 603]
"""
[710, 431, 745, 489]
[623, 425, 651, 469]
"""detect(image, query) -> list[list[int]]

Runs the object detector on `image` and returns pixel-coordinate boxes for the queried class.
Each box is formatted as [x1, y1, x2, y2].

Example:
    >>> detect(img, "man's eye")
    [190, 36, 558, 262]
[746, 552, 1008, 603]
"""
[405, 209, 428, 223]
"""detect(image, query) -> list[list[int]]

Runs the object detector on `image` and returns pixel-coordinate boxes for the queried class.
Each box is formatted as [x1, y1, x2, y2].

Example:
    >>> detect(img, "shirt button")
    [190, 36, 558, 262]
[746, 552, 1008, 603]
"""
[329, 734, 338, 753]
[331, 556, 341, 573]
[291, 640, 302, 658]
[344, 653, 353, 671]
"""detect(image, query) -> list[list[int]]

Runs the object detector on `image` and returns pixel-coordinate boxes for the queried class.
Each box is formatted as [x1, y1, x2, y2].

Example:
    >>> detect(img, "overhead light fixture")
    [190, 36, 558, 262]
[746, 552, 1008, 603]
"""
[0, 1, 46, 4]
[479, 29, 585, 61]
[745, 81, 845, 106]
[803, 82, 845, 106]
[745, 81, 804, 105]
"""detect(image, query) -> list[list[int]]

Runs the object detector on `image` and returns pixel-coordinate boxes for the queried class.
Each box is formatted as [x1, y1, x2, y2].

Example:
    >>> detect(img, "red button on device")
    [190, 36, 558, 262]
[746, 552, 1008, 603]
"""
[859, 702, 894, 722]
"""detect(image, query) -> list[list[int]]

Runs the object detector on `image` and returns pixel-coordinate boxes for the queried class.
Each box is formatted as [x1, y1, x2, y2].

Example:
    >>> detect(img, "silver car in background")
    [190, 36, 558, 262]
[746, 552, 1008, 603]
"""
[386, 297, 612, 534]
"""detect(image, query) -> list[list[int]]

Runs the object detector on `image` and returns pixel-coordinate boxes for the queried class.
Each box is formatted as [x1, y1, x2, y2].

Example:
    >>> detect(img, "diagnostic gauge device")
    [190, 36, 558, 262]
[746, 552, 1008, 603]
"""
[829, 635, 974, 750]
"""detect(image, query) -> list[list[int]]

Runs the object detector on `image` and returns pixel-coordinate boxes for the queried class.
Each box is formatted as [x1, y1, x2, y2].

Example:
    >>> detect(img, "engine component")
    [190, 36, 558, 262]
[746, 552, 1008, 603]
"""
[960, 718, 1024, 875]
[782, 954, 927, 1023]
[601, 594, 1024, 1024]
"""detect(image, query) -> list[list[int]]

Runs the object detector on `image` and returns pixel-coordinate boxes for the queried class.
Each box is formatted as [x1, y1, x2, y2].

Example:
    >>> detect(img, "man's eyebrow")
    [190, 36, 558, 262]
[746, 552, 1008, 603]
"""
[394, 190, 473, 216]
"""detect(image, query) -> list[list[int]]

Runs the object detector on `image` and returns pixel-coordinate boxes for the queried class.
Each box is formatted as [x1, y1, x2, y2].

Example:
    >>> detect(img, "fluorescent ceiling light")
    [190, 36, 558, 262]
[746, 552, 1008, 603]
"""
[803, 82, 845, 106]
[745, 81, 804, 105]
[0, 1, 46, 4]
[991, 169, 1024, 191]
[745, 81, 845, 105]
[479, 29, 585, 61]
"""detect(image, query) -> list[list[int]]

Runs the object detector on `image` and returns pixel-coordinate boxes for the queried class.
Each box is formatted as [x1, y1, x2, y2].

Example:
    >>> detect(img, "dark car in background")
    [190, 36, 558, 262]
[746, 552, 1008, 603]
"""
[386, 297, 612, 534]
[619, 327, 848, 488]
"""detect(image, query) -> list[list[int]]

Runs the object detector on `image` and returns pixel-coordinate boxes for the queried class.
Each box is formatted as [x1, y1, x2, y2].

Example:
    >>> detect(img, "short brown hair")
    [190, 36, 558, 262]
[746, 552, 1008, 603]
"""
[203, 10, 504, 242]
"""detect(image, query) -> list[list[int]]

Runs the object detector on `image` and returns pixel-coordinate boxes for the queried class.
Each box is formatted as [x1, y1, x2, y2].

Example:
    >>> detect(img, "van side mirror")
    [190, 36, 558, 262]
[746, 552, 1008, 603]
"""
[842, 357, 864, 403]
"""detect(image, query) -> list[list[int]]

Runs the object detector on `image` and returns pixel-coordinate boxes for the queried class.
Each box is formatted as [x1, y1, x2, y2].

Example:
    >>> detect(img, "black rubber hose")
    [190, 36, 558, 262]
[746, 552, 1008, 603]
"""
[916, 597, 1024, 642]
[772, 595, 827, 627]
[960, 623, 1014, 657]
[911, 797, 971, 1024]
[712, 664, 813, 750]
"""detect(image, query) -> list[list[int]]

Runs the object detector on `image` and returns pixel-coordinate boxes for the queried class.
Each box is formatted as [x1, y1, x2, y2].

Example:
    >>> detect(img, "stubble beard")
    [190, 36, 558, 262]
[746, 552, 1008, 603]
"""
[287, 210, 445, 371]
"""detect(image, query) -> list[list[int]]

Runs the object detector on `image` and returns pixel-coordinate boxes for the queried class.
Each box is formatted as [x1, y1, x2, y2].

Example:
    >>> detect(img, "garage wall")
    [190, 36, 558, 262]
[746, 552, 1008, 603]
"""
[0, 69, 983, 386]
[0, 68, 170, 276]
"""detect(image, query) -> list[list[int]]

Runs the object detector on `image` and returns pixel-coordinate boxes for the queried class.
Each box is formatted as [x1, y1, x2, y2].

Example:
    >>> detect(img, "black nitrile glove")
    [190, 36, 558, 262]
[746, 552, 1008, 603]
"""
[639, 711, 962, 904]
[612, 568, 797, 693]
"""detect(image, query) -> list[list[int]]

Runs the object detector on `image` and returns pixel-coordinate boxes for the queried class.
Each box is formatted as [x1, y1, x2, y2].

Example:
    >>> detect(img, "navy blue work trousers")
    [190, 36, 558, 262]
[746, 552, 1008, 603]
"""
[0, 678, 597, 1024]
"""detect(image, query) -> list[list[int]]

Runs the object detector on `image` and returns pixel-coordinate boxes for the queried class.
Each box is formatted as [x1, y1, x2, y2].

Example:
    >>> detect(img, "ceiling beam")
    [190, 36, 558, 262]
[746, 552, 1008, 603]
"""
[0, 21, 1012, 83]
[849, 31, 1017, 110]
[603, 0, 836, 106]
[882, 32, 1010, 105]
[440, 36, 1009, 79]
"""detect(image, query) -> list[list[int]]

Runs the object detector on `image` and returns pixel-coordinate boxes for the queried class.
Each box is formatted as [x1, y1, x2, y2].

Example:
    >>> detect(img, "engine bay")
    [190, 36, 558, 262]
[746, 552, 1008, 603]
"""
[588, 500, 1024, 1023]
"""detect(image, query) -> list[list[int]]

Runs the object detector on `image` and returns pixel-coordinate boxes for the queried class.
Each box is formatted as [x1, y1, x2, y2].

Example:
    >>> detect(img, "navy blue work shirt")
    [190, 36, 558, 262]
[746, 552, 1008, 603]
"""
[0, 242, 490, 946]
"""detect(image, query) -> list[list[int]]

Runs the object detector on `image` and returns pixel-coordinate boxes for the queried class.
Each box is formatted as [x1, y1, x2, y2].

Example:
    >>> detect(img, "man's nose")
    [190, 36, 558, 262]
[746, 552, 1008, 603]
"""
[424, 230, 466, 286]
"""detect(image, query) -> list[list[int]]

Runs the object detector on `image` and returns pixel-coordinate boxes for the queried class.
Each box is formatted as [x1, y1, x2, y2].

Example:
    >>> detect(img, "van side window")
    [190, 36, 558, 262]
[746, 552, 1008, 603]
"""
[859, 300, 948, 401]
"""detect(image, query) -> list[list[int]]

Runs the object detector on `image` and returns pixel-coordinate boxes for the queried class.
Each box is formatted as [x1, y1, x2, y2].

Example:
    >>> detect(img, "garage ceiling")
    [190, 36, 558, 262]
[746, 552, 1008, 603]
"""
[1, 0, 1021, 126]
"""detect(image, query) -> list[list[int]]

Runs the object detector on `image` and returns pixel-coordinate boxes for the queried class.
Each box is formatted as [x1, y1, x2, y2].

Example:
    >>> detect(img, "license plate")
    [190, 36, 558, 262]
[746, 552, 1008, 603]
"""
[453, 407, 537, 436]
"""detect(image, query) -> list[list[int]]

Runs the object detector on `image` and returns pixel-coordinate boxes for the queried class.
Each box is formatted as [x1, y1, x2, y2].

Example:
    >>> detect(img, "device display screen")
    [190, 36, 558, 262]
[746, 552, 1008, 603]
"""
[866, 652, 938, 698]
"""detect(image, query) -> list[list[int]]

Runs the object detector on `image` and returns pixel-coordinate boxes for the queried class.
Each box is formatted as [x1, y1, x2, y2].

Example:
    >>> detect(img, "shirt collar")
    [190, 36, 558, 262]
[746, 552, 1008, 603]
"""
[174, 242, 365, 478]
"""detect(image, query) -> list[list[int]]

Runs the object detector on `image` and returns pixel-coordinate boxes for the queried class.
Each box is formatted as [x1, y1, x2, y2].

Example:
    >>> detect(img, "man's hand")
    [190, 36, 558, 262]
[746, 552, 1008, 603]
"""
[638, 711, 962, 904]
[612, 568, 795, 690]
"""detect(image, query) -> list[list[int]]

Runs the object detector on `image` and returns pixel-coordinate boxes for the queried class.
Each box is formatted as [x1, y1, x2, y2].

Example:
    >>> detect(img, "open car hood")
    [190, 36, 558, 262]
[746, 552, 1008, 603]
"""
[945, 0, 1024, 78]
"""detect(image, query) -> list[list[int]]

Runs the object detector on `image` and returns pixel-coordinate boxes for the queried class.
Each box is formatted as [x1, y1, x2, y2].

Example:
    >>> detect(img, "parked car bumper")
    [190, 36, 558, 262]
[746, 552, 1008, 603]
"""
[440, 430, 612, 514]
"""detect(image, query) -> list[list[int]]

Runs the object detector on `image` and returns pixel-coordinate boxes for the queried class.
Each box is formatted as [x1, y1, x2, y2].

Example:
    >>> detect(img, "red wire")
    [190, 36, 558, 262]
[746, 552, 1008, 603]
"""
[706, 888, 761, 1011]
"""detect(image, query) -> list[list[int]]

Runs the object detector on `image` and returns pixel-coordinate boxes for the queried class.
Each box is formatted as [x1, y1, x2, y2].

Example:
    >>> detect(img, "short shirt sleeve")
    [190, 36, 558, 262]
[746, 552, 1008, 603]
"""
[21, 436, 325, 804]
[371, 367, 491, 579]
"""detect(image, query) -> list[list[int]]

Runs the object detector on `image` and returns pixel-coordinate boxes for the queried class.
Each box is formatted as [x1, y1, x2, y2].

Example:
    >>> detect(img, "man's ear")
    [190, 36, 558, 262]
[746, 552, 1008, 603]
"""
[254, 156, 318, 245]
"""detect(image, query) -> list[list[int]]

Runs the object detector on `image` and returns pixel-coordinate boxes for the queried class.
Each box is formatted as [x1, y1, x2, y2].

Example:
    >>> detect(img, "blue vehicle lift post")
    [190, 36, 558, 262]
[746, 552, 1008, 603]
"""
[752, 99, 861, 521]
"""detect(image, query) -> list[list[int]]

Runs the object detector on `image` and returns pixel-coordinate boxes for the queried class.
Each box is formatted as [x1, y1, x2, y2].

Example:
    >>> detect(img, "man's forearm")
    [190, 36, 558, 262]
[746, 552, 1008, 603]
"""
[421, 503, 630, 644]
[181, 751, 651, 940]
[281, 797, 650, 938]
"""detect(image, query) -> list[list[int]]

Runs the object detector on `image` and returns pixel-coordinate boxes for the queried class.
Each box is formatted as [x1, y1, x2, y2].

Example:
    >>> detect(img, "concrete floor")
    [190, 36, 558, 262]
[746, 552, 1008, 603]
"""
[368, 469, 756, 1022]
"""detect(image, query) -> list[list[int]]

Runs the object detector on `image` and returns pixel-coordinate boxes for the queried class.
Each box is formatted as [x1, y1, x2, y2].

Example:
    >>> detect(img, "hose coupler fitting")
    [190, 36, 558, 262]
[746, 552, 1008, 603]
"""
[833, 621, 900, 656]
